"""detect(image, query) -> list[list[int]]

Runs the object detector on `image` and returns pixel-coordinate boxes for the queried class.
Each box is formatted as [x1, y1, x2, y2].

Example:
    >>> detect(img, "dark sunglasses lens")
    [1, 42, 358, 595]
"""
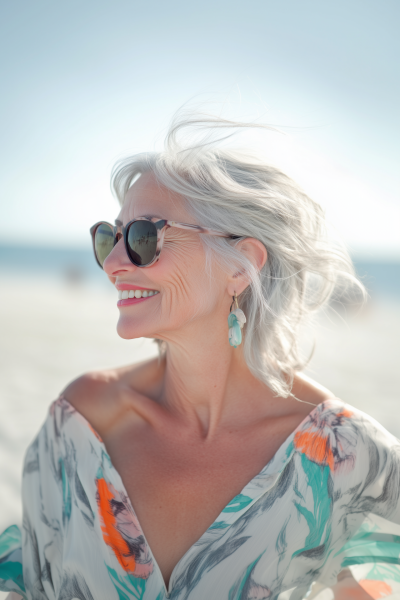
[127, 221, 158, 266]
[94, 223, 115, 267]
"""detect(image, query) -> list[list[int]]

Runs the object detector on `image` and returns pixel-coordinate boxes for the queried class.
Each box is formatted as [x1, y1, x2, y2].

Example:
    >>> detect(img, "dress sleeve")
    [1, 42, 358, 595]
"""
[1, 401, 68, 600]
[19, 405, 68, 600]
[311, 416, 400, 599]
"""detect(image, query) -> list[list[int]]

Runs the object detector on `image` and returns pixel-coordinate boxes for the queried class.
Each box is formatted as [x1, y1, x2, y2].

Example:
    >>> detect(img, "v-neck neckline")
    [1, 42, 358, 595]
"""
[58, 396, 342, 597]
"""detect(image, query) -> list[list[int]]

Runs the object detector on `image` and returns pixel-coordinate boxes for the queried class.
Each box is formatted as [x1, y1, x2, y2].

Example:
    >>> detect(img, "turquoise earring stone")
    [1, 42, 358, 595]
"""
[227, 312, 237, 328]
[228, 313, 242, 348]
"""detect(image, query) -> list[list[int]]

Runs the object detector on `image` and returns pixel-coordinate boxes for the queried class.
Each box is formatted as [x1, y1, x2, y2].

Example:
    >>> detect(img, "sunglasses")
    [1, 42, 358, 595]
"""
[90, 217, 237, 269]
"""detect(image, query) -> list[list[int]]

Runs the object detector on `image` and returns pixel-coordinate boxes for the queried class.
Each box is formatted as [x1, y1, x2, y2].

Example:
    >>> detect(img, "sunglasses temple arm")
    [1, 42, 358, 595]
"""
[166, 221, 233, 238]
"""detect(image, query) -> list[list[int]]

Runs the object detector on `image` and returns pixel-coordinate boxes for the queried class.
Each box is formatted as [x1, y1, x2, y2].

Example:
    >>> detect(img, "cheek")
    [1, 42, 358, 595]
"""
[155, 239, 223, 324]
[115, 239, 226, 339]
[157, 248, 208, 314]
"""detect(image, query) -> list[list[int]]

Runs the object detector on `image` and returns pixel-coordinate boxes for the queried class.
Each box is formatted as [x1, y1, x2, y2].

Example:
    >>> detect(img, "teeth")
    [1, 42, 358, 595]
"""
[118, 289, 159, 299]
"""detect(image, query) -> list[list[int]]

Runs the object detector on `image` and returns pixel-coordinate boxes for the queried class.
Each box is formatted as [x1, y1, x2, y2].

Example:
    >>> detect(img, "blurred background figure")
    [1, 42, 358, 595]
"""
[0, 1, 399, 582]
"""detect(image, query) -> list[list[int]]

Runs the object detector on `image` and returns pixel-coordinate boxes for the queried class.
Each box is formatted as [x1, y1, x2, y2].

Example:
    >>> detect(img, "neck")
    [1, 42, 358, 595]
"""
[155, 315, 269, 439]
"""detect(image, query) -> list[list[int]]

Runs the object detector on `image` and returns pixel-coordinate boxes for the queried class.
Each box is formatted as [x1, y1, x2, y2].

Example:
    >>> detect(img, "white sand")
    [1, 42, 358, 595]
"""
[0, 279, 399, 587]
[0, 281, 158, 537]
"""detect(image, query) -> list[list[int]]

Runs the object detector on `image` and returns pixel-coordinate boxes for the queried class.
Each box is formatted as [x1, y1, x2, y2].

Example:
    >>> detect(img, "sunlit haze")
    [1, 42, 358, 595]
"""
[0, 0, 399, 258]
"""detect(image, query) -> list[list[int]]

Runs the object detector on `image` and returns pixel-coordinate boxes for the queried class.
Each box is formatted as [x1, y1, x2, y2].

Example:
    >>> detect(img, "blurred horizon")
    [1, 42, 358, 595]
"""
[1, 243, 400, 302]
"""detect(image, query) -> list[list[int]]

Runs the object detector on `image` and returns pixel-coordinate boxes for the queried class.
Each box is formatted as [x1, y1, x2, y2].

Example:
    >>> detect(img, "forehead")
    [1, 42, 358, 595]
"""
[117, 172, 192, 223]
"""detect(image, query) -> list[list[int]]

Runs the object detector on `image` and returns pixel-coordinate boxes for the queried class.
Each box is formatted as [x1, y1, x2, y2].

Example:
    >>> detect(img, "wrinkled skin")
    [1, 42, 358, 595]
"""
[104, 172, 254, 345]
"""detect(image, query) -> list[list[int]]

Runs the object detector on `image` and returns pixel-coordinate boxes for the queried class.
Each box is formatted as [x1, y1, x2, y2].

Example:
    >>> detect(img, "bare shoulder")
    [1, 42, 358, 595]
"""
[289, 372, 336, 416]
[61, 368, 125, 435]
[61, 357, 162, 437]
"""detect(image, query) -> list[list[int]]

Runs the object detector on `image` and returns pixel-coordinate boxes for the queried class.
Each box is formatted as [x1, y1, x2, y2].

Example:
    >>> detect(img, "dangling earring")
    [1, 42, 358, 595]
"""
[228, 292, 246, 348]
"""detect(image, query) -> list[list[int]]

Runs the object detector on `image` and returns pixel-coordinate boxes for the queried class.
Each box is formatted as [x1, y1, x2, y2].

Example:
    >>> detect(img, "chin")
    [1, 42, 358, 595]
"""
[116, 316, 154, 340]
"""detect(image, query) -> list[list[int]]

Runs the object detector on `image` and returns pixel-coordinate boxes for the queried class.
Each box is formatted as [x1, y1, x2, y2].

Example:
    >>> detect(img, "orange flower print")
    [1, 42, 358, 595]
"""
[96, 476, 153, 579]
[294, 403, 357, 473]
[359, 579, 392, 599]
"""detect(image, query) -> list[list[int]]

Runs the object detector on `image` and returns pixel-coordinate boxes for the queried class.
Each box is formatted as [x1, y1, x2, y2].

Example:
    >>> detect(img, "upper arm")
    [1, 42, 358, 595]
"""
[323, 418, 400, 599]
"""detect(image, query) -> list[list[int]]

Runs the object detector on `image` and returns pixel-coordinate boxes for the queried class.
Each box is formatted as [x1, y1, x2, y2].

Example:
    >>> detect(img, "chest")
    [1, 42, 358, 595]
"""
[102, 419, 297, 586]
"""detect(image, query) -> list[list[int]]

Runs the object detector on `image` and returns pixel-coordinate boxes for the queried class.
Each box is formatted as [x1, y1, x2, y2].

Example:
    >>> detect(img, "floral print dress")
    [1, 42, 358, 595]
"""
[1, 396, 400, 600]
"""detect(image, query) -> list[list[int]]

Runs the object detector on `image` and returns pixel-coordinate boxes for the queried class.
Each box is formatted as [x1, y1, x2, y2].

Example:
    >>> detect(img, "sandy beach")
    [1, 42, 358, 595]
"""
[1, 278, 399, 595]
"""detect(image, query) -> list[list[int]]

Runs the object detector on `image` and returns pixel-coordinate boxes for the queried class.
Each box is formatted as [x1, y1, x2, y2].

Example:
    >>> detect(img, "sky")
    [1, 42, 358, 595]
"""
[0, 0, 399, 258]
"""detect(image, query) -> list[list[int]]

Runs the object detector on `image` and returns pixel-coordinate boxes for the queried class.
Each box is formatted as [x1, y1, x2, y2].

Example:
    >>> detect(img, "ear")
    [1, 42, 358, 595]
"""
[226, 238, 268, 297]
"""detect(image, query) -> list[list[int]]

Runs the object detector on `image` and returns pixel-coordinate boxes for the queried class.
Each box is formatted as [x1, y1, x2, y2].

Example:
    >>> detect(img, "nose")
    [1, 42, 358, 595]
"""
[102, 237, 138, 277]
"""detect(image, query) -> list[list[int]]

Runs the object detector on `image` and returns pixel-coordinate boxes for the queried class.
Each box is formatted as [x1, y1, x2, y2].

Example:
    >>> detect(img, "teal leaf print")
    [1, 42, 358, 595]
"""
[336, 521, 400, 569]
[106, 565, 147, 600]
[102, 448, 114, 469]
[292, 454, 332, 557]
[228, 552, 266, 600]
[334, 519, 380, 557]
[0, 525, 21, 556]
[0, 526, 26, 596]
[223, 494, 253, 513]
[0, 562, 24, 589]
[286, 440, 295, 459]
[210, 521, 230, 530]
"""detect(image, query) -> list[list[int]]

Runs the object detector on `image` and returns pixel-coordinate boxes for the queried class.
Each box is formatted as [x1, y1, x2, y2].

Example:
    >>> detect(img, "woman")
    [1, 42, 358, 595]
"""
[1, 114, 400, 600]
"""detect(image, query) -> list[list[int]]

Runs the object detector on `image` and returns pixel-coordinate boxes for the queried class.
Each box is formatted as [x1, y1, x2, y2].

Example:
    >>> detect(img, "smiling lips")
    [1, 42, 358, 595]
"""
[116, 287, 159, 307]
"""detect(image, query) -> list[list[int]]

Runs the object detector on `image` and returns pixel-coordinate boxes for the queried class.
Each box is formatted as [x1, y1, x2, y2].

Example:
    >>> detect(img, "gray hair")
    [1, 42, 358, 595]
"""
[111, 113, 365, 398]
